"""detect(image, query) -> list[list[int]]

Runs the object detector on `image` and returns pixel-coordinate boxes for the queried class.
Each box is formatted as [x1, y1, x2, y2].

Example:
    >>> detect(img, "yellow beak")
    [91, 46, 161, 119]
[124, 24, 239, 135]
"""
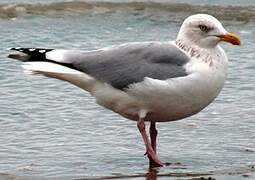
[217, 32, 241, 45]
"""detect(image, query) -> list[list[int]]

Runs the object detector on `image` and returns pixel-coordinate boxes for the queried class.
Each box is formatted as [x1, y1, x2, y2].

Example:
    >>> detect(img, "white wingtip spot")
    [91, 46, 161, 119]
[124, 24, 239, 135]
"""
[29, 48, 36, 51]
[39, 50, 46, 53]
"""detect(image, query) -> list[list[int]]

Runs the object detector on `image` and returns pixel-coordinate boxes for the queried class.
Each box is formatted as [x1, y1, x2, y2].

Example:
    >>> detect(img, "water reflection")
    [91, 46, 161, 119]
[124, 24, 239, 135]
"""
[146, 168, 158, 180]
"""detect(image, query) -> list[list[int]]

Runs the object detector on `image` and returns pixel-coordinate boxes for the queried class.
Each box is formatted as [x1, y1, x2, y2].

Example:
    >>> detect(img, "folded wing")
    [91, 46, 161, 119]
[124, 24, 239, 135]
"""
[8, 42, 190, 90]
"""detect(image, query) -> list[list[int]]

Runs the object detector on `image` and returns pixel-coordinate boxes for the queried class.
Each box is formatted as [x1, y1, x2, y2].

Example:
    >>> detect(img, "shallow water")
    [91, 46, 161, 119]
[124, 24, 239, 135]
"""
[1, 1, 255, 22]
[0, 1, 255, 179]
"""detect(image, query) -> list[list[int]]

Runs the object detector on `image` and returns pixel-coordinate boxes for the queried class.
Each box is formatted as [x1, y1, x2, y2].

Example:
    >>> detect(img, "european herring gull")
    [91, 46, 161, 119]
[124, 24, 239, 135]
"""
[8, 14, 240, 167]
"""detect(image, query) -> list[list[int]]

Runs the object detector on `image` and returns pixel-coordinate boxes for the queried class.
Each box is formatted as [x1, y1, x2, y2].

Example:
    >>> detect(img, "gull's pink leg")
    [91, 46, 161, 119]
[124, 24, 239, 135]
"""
[137, 118, 163, 167]
[149, 121, 159, 167]
[150, 122, 157, 153]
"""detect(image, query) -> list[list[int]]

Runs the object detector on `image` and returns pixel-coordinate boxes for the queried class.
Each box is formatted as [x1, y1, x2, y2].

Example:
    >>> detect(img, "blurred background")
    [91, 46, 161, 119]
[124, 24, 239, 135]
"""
[0, 0, 254, 179]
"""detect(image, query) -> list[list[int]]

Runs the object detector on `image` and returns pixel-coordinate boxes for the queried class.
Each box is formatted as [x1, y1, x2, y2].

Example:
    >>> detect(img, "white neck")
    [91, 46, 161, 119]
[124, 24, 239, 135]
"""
[175, 38, 228, 73]
[175, 39, 204, 60]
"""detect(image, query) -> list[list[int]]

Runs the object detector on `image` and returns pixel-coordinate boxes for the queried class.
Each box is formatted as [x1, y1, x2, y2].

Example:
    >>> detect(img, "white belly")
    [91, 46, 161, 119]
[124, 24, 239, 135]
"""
[92, 68, 226, 122]
[131, 71, 226, 121]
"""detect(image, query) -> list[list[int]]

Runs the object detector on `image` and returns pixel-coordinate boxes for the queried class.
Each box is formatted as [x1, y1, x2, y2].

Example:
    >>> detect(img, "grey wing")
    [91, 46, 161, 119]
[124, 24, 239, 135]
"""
[60, 42, 190, 90]
[10, 42, 190, 90]
[45, 42, 190, 90]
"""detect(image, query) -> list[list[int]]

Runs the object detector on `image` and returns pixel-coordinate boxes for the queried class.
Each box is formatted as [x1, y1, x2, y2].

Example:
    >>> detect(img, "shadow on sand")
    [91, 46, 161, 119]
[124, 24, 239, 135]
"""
[84, 164, 255, 180]
[0, 164, 254, 180]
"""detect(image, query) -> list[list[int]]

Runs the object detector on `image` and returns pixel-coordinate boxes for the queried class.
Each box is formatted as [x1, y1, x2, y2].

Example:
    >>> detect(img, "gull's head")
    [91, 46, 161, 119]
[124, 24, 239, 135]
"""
[177, 14, 241, 48]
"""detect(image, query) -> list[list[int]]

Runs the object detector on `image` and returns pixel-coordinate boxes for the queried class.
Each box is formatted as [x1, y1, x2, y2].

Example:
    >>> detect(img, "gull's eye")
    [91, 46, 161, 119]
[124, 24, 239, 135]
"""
[198, 25, 210, 33]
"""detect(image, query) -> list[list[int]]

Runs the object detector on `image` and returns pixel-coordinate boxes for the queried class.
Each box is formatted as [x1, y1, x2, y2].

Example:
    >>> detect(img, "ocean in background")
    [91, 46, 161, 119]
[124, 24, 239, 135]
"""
[0, 0, 255, 179]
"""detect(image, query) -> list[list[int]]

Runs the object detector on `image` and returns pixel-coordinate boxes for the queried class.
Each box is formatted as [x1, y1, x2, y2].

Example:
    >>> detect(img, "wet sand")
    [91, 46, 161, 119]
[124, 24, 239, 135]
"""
[85, 165, 255, 180]
[1, 164, 254, 180]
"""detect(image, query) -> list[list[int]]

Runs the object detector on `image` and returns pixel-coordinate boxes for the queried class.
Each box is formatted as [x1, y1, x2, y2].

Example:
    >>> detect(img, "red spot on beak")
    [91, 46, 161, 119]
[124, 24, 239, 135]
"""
[217, 32, 241, 45]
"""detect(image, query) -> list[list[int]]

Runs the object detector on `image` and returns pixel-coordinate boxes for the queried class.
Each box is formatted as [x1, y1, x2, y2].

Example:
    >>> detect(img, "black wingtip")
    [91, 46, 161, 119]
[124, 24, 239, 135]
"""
[9, 47, 27, 53]
[8, 48, 55, 62]
[7, 52, 30, 61]
[8, 47, 20, 51]
[8, 48, 54, 56]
